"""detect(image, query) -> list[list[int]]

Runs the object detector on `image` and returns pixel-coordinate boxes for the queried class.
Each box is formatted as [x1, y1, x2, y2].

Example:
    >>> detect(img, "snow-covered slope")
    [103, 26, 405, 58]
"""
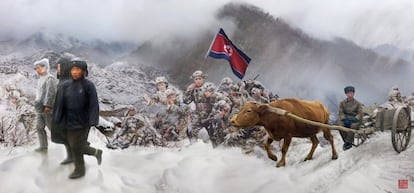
[0, 130, 412, 193]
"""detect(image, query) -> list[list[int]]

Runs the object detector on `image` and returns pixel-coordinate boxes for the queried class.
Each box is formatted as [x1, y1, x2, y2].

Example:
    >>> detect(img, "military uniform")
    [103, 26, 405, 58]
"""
[225, 86, 267, 152]
[184, 79, 230, 146]
[223, 126, 267, 153]
[184, 89, 229, 143]
[206, 99, 232, 147]
[149, 90, 168, 105]
[228, 86, 247, 116]
[217, 77, 233, 97]
[153, 103, 186, 142]
[249, 87, 269, 104]
[110, 114, 145, 148]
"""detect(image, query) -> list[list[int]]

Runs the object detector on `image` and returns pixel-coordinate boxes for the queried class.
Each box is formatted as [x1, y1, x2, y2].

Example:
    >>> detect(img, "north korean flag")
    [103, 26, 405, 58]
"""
[208, 28, 251, 79]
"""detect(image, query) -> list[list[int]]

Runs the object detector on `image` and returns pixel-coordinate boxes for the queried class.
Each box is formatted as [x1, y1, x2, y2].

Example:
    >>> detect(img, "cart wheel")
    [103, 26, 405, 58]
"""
[353, 133, 368, 147]
[391, 106, 412, 153]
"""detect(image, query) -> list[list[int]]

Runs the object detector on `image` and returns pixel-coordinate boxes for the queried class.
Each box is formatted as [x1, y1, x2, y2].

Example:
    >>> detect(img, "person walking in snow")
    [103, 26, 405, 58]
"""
[53, 59, 102, 179]
[51, 57, 74, 165]
[338, 86, 363, 151]
[33, 58, 57, 152]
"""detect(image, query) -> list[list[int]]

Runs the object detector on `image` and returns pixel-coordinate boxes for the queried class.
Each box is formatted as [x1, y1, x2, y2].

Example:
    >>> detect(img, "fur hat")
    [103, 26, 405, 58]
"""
[344, 86, 355, 93]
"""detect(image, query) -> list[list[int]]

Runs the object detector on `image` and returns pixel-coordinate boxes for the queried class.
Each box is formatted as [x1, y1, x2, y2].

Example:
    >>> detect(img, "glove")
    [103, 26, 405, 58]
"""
[351, 117, 358, 123]
[342, 119, 351, 128]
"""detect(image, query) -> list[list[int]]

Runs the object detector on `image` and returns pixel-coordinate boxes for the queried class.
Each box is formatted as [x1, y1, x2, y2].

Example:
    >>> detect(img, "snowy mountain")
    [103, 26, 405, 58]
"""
[374, 44, 414, 63]
[127, 3, 414, 110]
[1, 32, 137, 66]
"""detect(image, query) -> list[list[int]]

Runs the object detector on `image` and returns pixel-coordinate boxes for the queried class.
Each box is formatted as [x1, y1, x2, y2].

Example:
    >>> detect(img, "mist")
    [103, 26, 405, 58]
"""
[1, 0, 414, 50]
[1, 0, 413, 110]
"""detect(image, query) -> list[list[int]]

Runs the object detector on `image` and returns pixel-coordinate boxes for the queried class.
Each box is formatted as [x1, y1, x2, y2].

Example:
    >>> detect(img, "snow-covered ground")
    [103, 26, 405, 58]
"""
[0, 129, 412, 193]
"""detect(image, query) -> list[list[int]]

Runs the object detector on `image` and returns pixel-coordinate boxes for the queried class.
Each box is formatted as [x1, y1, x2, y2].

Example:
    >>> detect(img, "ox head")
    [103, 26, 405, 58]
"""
[230, 101, 269, 127]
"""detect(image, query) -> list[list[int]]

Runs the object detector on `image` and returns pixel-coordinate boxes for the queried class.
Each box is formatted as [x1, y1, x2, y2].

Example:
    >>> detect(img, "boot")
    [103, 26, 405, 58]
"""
[83, 145, 102, 165]
[69, 154, 85, 179]
[34, 147, 47, 153]
[60, 144, 73, 165]
[36, 127, 48, 152]
[343, 142, 352, 151]
[95, 149, 103, 165]
[69, 167, 85, 179]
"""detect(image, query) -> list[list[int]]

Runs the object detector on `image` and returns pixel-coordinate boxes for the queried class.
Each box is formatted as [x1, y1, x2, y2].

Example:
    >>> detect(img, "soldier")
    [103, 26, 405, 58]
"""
[380, 86, 407, 109]
[243, 79, 265, 95]
[388, 86, 403, 102]
[33, 58, 57, 152]
[249, 87, 269, 104]
[154, 89, 187, 142]
[183, 70, 209, 143]
[228, 84, 247, 116]
[224, 85, 268, 153]
[144, 76, 170, 105]
[338, 86, 363, 151]
[218, 77, 233, 97]
[208, 99, 232, 147]
[185, 78, 230, 147]
[108, 106, 145, 149]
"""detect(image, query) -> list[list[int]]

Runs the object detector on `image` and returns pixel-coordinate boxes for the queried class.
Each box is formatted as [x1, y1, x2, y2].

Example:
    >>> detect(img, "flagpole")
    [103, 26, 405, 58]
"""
[204, 29, 219, 60]
[202, 55, 208, 66]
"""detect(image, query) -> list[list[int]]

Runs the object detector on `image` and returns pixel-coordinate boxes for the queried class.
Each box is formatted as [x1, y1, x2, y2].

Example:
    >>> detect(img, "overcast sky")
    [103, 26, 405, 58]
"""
[1, 0, 413, 50]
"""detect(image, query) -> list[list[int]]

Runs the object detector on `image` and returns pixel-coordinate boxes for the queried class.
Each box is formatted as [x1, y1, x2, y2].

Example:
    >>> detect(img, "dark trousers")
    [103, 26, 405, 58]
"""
[339, 122, 360, 144]
[67, 127, 98, 172]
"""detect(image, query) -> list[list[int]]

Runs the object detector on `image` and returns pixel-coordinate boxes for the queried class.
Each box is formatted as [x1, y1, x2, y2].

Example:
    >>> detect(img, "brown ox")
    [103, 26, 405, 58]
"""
[231, 98, 338, 167]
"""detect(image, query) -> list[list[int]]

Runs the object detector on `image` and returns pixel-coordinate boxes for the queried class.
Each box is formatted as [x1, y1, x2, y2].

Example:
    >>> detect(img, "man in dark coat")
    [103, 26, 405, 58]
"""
[54, 59, 102, 179]
[51, 57, 73, 164]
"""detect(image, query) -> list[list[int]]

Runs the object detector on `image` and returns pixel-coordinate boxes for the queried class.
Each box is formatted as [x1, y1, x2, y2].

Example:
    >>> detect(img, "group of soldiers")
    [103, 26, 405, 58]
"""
[106, 70, 279, 153]
[3, 65, 414, 156]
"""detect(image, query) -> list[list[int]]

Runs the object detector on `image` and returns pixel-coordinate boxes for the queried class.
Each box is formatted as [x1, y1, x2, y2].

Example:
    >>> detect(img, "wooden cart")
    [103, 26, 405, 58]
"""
[354, 106, 412, 153]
